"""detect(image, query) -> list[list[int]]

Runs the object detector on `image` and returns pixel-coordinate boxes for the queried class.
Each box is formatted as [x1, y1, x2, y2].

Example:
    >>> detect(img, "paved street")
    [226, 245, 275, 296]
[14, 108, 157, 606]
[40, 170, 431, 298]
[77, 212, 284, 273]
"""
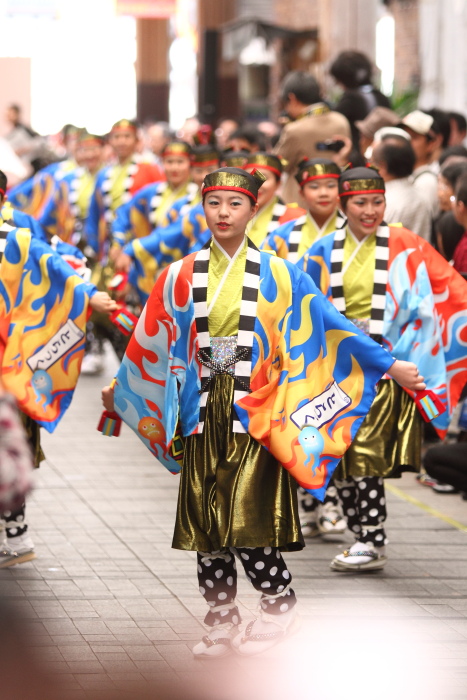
[2, 348, 467, 699]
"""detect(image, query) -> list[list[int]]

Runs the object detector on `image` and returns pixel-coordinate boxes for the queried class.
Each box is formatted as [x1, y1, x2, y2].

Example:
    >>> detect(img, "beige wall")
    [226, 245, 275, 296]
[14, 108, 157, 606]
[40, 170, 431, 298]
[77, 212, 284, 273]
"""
[274, 0, 320, 29]
[418, 0, 467, 115]
[272, 0, 378, 93]
[387, 0, 420, 93]
[0, 58, 31, 136]
[274, 0, 377, 60]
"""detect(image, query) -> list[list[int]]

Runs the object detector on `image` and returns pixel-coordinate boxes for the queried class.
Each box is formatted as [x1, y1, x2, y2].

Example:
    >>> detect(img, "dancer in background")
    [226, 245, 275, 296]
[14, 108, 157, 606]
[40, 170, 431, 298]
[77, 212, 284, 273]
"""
[0, 171, 116, 566]
[304, 166, 467, 571]
[111, 139, 195, 253]
[264, 157, 344, 264]
[85, 119, 162, 263]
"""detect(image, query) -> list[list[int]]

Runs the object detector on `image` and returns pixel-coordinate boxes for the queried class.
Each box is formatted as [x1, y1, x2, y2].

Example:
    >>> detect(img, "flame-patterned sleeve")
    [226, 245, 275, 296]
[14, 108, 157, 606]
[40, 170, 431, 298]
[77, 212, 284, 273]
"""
[0, 229, 92, 432]
[236, 256, 395, 499]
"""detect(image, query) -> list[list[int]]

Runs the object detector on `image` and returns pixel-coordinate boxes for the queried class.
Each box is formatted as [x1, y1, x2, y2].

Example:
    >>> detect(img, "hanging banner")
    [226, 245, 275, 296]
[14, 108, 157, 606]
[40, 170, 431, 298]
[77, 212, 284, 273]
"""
[116, 0, 177, 18]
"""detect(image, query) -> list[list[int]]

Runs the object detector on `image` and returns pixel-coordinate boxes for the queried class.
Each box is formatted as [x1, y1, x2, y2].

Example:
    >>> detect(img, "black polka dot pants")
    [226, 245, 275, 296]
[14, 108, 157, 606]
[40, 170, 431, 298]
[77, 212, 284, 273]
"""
[1, 504, 27, 539]
[197, 546, 296, 626]
[298, 482, 340, 513]
[335, 476, 387, 547]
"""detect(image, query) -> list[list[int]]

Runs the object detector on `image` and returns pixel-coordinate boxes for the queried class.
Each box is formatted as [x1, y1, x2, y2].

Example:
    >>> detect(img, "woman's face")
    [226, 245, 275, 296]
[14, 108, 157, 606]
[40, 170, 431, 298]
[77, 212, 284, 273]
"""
[191, 163, 219, 189]
[302, 177, 339, 221]
[76, 141, 103, 173]
[245, 167, 278, 210]
[343, 192, 386, 239]
[163, 155, 191, 188]
[203, 189, 257, 250]
[109, 129, 137, 161]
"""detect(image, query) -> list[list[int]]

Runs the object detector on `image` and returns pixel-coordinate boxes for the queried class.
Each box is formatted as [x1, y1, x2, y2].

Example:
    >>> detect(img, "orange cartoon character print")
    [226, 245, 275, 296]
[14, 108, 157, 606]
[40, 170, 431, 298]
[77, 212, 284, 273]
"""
[137, 417, 168, 458]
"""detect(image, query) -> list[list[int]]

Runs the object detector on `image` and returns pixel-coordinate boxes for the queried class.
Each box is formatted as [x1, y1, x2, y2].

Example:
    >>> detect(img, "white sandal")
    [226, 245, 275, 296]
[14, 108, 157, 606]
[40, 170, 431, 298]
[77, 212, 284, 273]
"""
[232, 608, 299, 656]
[300, 519, 320, 537]
[331, 542, 387, 571]
[192, 623, 239, 659]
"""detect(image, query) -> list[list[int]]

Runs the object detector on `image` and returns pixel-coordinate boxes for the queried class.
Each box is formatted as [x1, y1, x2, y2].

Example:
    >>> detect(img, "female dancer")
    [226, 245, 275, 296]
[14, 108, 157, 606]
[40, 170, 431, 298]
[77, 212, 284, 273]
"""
[102, 167, 424, 654]
[304, 166, 467, 571]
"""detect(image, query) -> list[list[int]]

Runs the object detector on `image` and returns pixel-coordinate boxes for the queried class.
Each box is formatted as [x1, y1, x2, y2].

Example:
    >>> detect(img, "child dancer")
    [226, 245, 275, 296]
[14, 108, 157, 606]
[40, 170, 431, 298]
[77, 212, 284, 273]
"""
[264, 157, 345, 264]
[264, 157, 346, 537]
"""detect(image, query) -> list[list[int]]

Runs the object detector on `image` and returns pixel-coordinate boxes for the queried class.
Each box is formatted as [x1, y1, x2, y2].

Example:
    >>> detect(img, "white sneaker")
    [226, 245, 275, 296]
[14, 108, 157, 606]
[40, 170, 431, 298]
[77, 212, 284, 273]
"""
[192, 623, 238, 659]
[80, 352, 104, 375]
[432, 482, 458, 494]
[318, 503, 347, 536]
[5, 533, 36, 565]
[331, 541, 386, 572]
[232, 607, 299, 656]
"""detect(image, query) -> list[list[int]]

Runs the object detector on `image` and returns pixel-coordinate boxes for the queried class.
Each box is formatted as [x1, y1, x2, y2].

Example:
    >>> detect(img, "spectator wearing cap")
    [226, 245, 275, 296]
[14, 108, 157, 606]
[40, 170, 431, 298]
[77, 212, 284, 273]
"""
[330, 51, 391, 149]
[354, 106, 401, 158]
[273, 71, 351, 204]
[372, 133, 431, 241]
[401, 110, 441, 219]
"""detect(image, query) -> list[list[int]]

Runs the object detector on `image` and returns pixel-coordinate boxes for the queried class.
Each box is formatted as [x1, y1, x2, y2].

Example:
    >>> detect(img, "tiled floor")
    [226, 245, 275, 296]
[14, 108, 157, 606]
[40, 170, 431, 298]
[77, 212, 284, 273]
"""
[2, 351, 467, 699]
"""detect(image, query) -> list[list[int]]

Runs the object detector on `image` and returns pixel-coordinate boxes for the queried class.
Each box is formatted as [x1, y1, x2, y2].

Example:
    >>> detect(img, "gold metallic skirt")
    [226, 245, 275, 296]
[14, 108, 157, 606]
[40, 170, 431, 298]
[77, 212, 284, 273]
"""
[172, 375, 304, 552]
[20, 412, 44, 468]
[336, 379, 422, 480]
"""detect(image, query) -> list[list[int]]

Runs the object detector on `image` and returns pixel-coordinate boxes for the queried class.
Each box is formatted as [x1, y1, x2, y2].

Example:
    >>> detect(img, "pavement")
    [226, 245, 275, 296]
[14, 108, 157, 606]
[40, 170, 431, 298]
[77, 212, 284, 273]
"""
[2, 348, 467, 700]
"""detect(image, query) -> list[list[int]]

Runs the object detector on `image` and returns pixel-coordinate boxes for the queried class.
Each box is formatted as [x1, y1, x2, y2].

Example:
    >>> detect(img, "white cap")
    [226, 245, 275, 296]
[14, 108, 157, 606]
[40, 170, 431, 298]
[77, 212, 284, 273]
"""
[401, 110, 435, 136]
[374, 126, 411, 142]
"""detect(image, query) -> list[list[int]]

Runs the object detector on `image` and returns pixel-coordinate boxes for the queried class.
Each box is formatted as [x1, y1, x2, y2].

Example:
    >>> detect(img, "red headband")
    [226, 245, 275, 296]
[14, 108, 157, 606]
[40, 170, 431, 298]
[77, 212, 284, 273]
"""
[111, 125, 137, 135]
[339, 189, 385, 197]
[300, 172, 340, 187]
[245, 163, 281, 178]
[191, 158, 220, 167]
[202, 184, 257, 203]
[163, 150, 191, 158]
[0, 188, 5, 196]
